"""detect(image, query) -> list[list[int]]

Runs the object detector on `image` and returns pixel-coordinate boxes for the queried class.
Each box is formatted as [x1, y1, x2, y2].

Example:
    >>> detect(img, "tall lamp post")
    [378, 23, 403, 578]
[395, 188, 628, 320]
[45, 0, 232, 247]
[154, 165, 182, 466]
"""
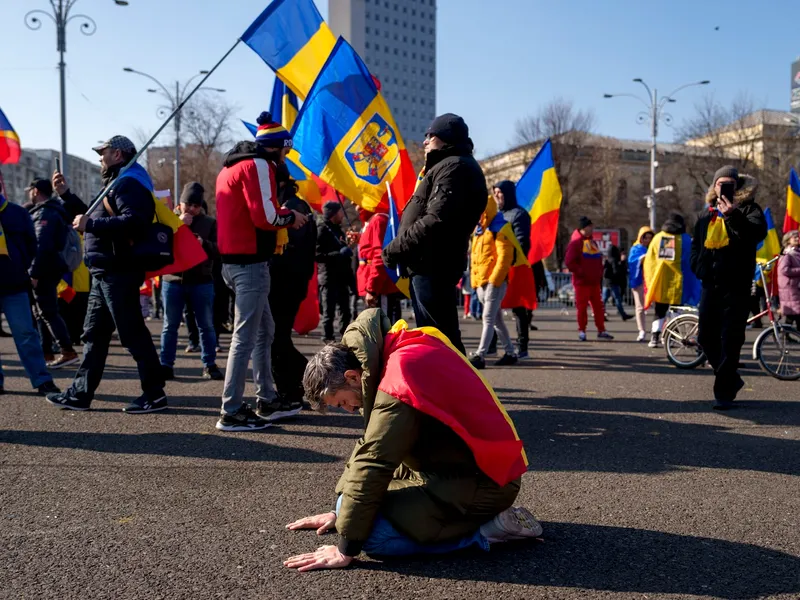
[123, 68, 225, 198]
[25, 0, 129, 178]
[604, 78, 710, 229]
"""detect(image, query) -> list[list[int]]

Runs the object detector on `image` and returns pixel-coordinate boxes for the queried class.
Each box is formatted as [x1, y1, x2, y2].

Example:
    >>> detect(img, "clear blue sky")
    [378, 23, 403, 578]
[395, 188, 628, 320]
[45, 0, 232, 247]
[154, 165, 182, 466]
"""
[1, 0, 797, 166]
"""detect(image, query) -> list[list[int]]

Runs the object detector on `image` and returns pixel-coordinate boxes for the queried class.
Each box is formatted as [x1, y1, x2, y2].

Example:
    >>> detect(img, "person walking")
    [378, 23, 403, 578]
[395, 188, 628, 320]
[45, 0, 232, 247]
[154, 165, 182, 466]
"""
[778, 230, 800, 328]
[602, 245, 633, 322]
[690, 166, 767, 410]
[628, 226, 654, 341]
[565, 216, 612, 341]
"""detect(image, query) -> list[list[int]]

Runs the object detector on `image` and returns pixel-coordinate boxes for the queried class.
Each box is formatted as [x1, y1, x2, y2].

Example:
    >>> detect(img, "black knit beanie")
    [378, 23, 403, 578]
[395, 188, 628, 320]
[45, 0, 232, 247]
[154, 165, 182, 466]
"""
[713, 165, 739, 185]
[578, 216, 593, 230]
[180, 182, 204, 206]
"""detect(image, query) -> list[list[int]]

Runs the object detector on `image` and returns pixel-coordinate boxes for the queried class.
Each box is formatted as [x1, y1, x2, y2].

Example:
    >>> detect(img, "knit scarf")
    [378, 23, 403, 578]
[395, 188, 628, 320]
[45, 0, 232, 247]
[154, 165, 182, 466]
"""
[704, 207, 730, 249]
[0, 194, 8, 256]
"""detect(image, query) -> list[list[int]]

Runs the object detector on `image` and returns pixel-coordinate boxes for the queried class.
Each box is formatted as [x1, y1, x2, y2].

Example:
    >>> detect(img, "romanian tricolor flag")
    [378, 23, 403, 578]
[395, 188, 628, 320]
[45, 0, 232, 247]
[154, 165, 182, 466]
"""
[0, 107, 21, 165]
[241, 0, 337, 100]
[57, 246, 90, 303]
[382, 185, 410, 297]
[116, 162, 207, 278]
[290, 37, 416, 214]
[785, 168, 800, 233]
[516, 139, 563, 264]
[488, 208, 538, 311]
[379, 320, 529, 487]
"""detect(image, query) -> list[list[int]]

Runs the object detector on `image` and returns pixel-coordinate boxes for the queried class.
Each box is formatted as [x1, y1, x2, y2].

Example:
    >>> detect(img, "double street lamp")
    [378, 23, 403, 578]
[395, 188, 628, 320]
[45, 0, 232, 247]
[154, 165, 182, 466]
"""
[25, 0, 130, 178]
[123, 68, 225, 198]
[604, 78, 710, 229]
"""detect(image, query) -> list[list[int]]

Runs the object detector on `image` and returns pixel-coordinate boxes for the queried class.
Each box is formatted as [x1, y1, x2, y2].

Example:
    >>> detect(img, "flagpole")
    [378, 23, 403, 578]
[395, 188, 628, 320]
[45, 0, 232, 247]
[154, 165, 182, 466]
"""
[84, 39, 242, 214]
[386, 182, 401, 280]
[335, 191, 352, 228]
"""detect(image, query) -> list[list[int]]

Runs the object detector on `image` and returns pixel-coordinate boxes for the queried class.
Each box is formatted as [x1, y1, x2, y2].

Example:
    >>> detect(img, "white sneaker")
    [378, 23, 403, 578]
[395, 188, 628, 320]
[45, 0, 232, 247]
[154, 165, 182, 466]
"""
[480, 506, 543, 543]
[637, 330, 647, 342]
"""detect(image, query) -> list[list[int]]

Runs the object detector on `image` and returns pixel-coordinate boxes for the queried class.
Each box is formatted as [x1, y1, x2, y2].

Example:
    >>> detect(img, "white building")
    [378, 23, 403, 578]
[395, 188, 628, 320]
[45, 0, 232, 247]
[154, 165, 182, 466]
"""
[329, 0, 437, 142]
[0, 149, 101, 206]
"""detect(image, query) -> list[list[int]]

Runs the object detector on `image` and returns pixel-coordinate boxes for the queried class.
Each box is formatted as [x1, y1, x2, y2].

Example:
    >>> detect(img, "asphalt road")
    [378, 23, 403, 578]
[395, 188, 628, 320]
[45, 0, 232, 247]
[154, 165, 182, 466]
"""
[1, 308, 798, 600]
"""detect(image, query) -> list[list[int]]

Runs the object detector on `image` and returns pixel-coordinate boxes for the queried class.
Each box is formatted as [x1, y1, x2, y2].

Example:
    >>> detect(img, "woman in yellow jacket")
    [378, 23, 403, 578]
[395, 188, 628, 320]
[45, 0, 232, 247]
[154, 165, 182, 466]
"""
[469, 198, 517, 369]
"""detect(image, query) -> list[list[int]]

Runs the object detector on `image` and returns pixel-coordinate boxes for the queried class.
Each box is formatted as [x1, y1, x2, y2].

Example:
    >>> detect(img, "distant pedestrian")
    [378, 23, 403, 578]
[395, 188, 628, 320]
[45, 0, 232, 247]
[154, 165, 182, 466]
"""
[628, 226, 654, 341]
[778, 230, 800, 328]
[316, 201, 354, 343]
[602, 245, 632, 322]
[565, 216, 612, 341]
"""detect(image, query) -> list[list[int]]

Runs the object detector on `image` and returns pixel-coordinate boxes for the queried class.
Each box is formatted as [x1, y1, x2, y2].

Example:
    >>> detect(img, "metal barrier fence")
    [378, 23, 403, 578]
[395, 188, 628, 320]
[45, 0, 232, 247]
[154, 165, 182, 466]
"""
[536, 271, 635, 309]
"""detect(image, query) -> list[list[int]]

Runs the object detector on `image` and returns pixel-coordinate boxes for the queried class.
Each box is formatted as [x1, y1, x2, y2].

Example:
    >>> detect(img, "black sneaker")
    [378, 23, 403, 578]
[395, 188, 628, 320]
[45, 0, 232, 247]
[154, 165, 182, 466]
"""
[469, 354, 486, 370]
[185, 343, 200, 354]
[37, 380, 61, 396]
[46, 391, 90, 411]
[161, 365, 175, 381]
[216, 403, 271, 431]
[256, 398, 302, 422]
[122, 394, 168, 414]
[495, 353, 518, 367]
[0, 386, 5, 395]
[202, 365, 224, 381]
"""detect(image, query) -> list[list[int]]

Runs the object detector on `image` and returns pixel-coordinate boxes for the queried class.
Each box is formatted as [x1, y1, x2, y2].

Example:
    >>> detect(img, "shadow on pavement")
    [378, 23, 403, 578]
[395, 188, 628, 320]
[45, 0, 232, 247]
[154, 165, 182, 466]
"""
[367, 521, 800, 599]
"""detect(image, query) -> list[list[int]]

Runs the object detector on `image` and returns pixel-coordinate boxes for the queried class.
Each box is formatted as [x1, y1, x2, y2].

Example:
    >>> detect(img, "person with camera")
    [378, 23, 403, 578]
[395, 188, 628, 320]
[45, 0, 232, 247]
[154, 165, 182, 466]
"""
[691, 166, 767, 410]
[45, 135, 167, 414]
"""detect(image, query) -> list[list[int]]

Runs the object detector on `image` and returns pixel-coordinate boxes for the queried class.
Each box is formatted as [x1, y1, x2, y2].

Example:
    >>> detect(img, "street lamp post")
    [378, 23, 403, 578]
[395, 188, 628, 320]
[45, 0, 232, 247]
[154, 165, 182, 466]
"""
[123, 68, 224, 198]
[25, 0, 128, 179]
[604, 78, 710, 229]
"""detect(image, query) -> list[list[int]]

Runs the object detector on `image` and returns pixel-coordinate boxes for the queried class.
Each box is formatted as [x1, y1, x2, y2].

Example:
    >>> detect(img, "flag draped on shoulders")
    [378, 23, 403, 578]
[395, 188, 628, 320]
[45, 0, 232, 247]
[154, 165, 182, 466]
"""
[516, 139, 562, 265]
[484, 207, 537, 310]
[0, 107, 21, 165]
[378, 320, 528, 487]
[643, 231, 700, 308]
[785, 168, 800, 233]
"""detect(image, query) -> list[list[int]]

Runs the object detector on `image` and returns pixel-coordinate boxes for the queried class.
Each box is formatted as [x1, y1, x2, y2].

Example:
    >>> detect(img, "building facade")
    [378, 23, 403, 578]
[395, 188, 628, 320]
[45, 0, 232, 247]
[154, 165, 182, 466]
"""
[329, 0, 437, 142]
[0, 149, 101, 205]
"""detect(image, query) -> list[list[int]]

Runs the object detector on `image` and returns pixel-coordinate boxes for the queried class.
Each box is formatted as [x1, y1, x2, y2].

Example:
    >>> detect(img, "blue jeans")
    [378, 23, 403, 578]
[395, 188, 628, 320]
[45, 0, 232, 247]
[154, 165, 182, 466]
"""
[0, 291, 52, 389]
[602, 284, 628, 317]
[335, 495, 488, 556]
[470, 292, 483, 319]
[160, 281, 217, 368]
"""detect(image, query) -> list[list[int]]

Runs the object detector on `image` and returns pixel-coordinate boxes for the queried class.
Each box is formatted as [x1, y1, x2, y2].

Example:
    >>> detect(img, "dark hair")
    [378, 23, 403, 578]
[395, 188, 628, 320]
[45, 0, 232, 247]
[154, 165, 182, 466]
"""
[303, 343, 362, 411]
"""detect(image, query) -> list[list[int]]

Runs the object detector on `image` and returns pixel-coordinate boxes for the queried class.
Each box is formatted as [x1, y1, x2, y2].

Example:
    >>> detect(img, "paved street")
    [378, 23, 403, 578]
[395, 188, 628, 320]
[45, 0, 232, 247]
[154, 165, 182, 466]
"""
[1, 308, 799, 600]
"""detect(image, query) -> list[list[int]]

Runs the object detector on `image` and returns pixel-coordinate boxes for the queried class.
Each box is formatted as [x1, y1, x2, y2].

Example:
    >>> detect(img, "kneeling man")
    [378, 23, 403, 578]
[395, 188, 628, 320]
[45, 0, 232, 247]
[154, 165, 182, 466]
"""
[284, 309, 541, 571]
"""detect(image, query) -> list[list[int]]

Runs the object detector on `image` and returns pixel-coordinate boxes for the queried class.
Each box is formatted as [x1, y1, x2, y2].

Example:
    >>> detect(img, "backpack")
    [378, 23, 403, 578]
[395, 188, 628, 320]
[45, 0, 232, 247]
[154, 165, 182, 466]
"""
[60, 221, 83, 272]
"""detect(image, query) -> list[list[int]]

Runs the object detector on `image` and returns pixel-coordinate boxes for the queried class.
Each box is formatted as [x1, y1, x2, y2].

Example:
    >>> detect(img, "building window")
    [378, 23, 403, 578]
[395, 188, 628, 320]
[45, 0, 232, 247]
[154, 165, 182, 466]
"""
[420, 40, 425, 47]
[403, 50, 407, 57]
[412, 9, 416, 15]
[385, 16, 389, 23]
[366, 27, 370, 33]
[403, 36, 407, 42]
[365, 41, 370, 49]
[394, 48, 398, 55]
[616, 179, 628, 203]
[412, 24, 416, 30]
[412, 53, 416, 59]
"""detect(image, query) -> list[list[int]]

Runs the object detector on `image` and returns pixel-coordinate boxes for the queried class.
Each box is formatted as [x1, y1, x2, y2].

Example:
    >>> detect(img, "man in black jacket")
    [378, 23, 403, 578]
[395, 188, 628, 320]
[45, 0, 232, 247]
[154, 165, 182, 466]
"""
[159, 182, 222, 381]
[690, 166, 767, 409]
[26, 178, 80, 369]
[317, 201, 353, 343]
[46, 135, 167, 414]
[270, 177, 317, 406]
[383, 114, 487, 355]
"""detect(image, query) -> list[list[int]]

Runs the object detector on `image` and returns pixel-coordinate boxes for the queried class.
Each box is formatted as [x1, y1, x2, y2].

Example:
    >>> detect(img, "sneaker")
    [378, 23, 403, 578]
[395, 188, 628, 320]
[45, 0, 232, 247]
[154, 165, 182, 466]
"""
[469, 354, 486, 370]
[202, 365, 224, 381]
[37, 380, 61, 396]
[648, 332, 661, 348]
[255, 398, 302, 422]
[185, 343, 200, 354]
[622, 314, 634, 322]
[529, 324, 539, 331]
[637, 330, 647, 342]
[0, 386, 4, 395]
[597, 331, 614, 340]
[517, 351, 530, 360]
[578, 331, 587, 342]
[495, 353, 518, 367]
[43, 353, 55, 363]
[161, 365, 175, 381]
[215, 345, 223, 353]
[45, 390, 90, 411]
[46, 351, 79, 369]
[216, 404, 271, 431]
[480, 507, 543, 544]
[0, 328, 11, 338]
[122, 394, 168, 414]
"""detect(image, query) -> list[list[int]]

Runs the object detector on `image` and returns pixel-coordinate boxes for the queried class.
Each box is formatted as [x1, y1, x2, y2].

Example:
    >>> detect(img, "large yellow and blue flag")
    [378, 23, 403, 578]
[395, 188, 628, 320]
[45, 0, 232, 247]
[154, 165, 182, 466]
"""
[290, 37, 416, 214]
[241, 0, 336, 100]
[269, 79, 299, 128]
[785, 168, 800, 233]
[0, 107, 21, 165]
[755, 207, 782, 287]
[516, 139, 562, 264]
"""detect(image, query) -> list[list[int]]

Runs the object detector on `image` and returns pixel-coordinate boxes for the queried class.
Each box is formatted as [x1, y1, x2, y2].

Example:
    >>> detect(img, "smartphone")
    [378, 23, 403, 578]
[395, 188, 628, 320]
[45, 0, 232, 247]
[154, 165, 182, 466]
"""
[54, 156, 61, 174]
[719, 181, 736, 202]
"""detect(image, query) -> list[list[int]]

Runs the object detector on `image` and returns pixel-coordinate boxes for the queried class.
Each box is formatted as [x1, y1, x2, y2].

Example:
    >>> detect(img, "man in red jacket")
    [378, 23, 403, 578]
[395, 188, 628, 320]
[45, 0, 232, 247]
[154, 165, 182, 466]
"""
[214, 112, 308, 432]
[564, 216, 613, 342]
[358, 211, 402, 323]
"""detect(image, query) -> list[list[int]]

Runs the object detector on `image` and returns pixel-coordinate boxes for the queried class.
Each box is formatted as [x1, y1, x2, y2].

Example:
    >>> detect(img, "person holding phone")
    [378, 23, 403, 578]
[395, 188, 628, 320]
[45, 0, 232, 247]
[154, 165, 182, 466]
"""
[690, 166, 767, 410]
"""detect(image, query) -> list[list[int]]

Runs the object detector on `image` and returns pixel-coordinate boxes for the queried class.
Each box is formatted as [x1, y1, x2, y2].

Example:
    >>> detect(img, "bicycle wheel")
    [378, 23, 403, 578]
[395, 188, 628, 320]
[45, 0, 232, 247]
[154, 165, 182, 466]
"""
[754, 324, 800, 381]
[663, 314, 706, 369]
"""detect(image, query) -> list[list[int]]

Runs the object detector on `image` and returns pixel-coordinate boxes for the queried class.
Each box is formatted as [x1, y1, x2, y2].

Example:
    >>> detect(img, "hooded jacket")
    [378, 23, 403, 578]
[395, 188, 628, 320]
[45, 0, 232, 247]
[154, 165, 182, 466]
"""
[495, 180, 531, 256]
[470, 198, 514, 289]
[334, 309, 520, 556]
[382, 143, 487, 283]
[215, 141, 295, 264]
[28, 197, 70, 281]
[644, 214, 700, 307]
[0, 200, 37, 296]
[690, 175, 767, 293]
[628, 226, 654, 289]
[602, 245, 627, 288]
[778, 246, 800, 317]
[565, 228, 604, 286]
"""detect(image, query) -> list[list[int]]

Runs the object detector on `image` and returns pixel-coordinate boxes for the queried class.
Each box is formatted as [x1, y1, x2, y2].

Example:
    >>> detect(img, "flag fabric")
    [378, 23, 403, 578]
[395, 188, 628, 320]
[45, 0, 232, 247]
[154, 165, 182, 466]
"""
[116, 162, 207, 278]
[516, 139, 563, 264]
[379, 320, 529, 487]
[290, 37, 416, 214]
[485, 209, 538, 311]
[269, 79, 299, 127]
[382, 184, 410, 297]
[241, 0, 337, 100]
[57, 240, 90, 303]
[785, 168, 800, 233]
[643, 231, 701, 309]
[754, 207, 782, 288]
[294, 264, 321, 335]
[0, 107, 21, 165]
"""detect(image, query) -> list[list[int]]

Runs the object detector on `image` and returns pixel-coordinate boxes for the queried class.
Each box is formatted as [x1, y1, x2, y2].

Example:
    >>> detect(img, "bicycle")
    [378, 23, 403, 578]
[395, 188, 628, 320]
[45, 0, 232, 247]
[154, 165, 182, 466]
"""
[661, 256, 800, 381]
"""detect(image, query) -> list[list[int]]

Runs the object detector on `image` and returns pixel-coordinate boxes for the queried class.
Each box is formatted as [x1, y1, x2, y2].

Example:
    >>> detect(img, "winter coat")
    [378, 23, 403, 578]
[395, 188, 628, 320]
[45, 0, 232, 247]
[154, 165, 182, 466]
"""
[334, 309, 520, 556]
[628, 226, 654, 289]
[382, 143, 488, 284]
[215, 142, 295, 264]
[28, 197, 70, 281]
[643, 216, 701, 307]
[495, 180, 531, 256]
[270, 193, 317, 286]
[778, 247, 800, 316]
[163, 213, 217, 285]
[470, 198, 514, 289]
[690, 175, 767, 294]
[565, 229, 604, 287]
[0, 199, 37, 296]
[603, 246, 627, 288]
[357, 213, 398, 296]
[316, 219, 352, 287]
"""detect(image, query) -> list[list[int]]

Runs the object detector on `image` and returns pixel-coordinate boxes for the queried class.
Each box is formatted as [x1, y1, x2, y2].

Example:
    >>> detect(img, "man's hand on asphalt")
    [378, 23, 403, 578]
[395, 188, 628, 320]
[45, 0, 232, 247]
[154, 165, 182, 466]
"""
[73, 214, 89, 232]
[286, 512, 336, 535]
[283, 545, 352, 572]
[290, 210, 309, 230]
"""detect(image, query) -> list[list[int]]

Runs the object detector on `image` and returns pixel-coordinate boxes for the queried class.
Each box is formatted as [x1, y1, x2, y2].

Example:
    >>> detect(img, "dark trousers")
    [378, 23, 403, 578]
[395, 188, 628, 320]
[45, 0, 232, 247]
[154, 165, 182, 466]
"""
[70, 272, 165, 403]
[269, 273, 310, 401]
[320, 282, 351, 341]
[512, 307, 531, 353]
[185, 300, 199, 347]
[32, 278, 74, 353]
[697, 287, 750, 402]
[380, 293, 403, 325]
[410, 274, 465, 355]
